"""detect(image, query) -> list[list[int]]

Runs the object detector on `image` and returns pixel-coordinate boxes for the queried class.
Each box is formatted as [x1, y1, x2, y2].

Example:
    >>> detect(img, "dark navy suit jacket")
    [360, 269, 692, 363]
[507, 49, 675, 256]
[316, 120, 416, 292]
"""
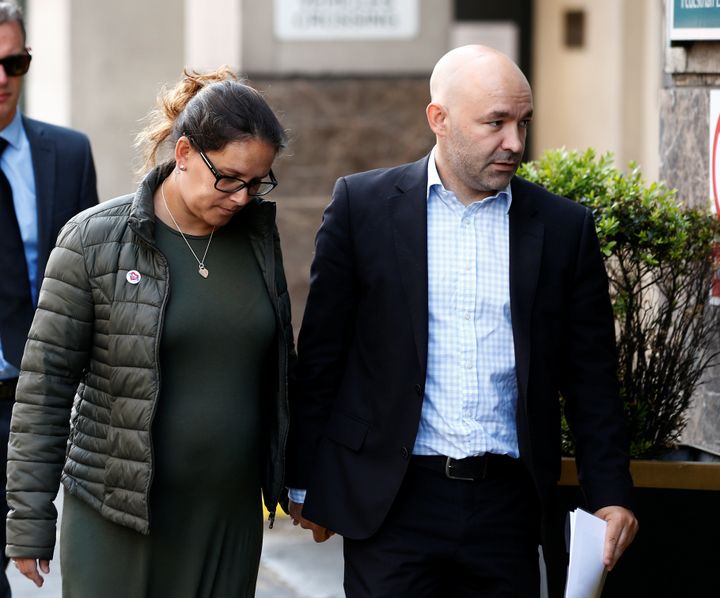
[22, 115, 99, 287]
[288, 155, 633, 544]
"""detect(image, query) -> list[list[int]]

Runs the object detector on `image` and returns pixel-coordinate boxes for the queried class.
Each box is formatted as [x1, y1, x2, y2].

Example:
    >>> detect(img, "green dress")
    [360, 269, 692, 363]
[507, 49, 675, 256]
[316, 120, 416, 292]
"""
[60, 215, 276, 597]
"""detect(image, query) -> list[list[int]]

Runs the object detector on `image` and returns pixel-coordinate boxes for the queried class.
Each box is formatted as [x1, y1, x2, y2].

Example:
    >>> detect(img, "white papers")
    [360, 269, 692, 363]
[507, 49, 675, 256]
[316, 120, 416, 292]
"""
[564, 508, 608, 598]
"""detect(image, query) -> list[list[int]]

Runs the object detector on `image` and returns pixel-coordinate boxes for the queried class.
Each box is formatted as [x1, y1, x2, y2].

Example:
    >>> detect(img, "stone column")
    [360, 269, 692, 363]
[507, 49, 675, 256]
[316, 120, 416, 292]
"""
[661, 40, 720, 457]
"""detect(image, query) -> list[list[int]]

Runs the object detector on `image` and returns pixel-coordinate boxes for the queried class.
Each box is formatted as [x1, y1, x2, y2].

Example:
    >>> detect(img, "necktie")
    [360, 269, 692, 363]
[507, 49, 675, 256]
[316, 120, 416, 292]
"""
[0, 137, 33, 368]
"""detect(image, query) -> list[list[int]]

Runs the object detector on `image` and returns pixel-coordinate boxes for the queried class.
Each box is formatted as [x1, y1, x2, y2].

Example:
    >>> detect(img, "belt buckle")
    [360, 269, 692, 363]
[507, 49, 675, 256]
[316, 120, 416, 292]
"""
[444, 456, 475, 481]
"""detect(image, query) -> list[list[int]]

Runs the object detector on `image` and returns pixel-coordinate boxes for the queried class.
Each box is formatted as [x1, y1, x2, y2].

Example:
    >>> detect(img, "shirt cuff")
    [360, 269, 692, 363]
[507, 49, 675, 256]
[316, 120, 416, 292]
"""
[288, 488, 307, 504]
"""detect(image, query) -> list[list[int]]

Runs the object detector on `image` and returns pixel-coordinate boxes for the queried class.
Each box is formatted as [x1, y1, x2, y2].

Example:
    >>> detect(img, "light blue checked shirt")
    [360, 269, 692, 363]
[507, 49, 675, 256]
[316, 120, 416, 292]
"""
[413, 148, 519, 459]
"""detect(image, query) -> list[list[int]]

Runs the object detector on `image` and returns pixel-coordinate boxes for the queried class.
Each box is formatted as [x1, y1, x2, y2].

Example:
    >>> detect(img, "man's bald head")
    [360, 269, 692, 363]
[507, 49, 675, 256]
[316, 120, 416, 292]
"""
[429, 45, 530, 107]
[425, 45, 533, 204]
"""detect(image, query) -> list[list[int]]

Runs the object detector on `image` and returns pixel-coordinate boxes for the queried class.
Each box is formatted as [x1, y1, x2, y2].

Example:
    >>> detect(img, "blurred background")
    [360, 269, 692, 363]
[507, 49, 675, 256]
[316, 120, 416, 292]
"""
[21, 0, 664, 327]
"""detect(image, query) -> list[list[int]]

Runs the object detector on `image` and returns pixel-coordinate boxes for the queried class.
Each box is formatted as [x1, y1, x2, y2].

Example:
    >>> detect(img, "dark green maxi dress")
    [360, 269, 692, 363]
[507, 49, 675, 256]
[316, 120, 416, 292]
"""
[60, 215, 276, 597]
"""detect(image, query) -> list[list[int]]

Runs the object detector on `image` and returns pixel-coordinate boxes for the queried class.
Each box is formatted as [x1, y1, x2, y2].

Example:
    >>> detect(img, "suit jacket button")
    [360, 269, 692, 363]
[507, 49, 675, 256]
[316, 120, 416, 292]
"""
[414, 384, 423, 397]
[401, 446, 409, 459]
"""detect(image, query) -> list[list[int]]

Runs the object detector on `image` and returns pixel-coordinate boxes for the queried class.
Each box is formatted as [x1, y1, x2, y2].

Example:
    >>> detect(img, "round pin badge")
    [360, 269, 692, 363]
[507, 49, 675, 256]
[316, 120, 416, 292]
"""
[126, 270, 142, 285]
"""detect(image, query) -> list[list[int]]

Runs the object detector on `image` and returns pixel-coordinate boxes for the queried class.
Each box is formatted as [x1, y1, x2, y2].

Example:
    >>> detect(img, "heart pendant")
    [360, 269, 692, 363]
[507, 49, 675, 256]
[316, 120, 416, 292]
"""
[198, 266, 209, 278]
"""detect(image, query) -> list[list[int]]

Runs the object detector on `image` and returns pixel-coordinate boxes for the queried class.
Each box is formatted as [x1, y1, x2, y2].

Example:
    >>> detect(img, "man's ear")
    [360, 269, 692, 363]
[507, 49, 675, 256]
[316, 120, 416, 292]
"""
[426, 102, 448, 137]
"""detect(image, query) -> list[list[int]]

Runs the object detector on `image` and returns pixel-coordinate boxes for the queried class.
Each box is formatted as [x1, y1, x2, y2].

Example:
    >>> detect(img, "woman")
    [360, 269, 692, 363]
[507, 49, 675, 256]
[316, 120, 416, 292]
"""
[5, 68, 294, 597]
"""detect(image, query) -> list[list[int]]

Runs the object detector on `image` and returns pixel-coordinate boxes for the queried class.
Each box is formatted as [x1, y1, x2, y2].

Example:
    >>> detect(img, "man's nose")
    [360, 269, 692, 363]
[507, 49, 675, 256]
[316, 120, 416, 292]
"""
[502, 124, 526, 154]
[0, 65, 8, 84]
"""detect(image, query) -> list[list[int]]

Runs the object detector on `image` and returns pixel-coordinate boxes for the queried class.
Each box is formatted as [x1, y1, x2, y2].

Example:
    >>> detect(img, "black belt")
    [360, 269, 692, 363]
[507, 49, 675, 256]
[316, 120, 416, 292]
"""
[411, 453, 523, 481]
[0, 378, 18, 401]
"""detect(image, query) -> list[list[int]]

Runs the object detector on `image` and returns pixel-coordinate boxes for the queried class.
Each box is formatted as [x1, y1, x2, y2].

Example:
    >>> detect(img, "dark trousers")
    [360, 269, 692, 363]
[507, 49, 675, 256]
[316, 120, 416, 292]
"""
[343, 456, 541, 598]
[0, 398, 13, 598]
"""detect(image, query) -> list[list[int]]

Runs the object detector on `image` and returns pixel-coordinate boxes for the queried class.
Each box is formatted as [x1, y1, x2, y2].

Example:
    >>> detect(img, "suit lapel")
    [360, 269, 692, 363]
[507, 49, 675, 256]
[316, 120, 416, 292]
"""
[388, 157, 430, 372]
[23, 117, 56, 274]
[509, 177, 544, 401]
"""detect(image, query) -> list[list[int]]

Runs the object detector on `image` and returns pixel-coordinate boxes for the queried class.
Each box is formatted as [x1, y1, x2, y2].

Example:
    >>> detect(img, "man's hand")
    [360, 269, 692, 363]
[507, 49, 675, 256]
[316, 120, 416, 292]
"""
[288, 499, 335, 543]
[13, 558, 50, 587]
[593, 505, 638, 570]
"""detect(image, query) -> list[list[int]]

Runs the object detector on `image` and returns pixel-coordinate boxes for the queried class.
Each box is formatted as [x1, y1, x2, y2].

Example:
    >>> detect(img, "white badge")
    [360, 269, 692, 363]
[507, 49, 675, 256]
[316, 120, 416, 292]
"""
[126, 270, 142, 285]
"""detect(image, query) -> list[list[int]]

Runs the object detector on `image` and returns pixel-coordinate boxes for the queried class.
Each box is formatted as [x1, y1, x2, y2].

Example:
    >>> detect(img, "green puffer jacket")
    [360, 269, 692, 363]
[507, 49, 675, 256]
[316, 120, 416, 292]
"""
[5, 164, 294, 560]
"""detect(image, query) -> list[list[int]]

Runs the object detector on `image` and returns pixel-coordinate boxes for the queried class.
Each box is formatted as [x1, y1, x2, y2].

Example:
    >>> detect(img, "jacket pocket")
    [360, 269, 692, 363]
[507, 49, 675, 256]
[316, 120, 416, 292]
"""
[324, 411, 369, 452]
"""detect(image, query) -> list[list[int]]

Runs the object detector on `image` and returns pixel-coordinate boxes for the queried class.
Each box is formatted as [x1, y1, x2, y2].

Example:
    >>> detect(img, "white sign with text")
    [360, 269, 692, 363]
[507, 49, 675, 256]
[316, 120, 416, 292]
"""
[274, 0, 419, 40]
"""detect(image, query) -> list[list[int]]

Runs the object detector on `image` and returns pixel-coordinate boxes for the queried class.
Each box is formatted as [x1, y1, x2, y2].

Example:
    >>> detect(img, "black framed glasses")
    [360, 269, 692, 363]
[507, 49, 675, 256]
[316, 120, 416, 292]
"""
[193, 143, 278, 196]
[0, 50, 31, 77]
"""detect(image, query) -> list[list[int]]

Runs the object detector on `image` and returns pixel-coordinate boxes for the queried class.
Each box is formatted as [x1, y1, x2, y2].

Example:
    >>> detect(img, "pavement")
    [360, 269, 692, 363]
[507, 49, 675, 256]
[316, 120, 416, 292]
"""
[256, 517, 344, 598]
[6, 494, 344, 598]
[6, 499, 551, 598]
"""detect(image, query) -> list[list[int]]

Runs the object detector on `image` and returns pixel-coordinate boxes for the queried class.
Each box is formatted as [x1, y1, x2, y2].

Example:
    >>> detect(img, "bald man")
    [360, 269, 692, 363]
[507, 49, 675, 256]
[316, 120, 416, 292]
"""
[287, 45, 637, 597]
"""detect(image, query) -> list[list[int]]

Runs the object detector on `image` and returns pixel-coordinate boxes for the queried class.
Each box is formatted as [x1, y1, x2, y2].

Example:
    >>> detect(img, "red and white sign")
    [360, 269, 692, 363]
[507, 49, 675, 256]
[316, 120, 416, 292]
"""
[709, 90, 720, 304]
[710, 90, 720, 217]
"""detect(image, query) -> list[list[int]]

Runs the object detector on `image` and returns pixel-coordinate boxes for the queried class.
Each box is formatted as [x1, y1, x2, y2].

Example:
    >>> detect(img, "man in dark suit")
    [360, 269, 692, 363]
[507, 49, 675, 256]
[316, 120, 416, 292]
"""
[287, 45, 637, 597]
[0, 3, 97, 593]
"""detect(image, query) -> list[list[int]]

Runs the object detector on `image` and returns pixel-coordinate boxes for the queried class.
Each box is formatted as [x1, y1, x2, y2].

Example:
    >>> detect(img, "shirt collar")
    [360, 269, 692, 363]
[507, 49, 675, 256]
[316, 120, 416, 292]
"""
[426, 146, 512, 213]
[0, 110, 24, 150]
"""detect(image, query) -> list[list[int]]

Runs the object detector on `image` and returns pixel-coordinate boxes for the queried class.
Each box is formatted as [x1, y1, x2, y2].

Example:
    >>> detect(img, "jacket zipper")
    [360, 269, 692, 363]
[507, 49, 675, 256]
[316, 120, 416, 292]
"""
[263, 228, 289, 530]
[143, 239, 170, 530]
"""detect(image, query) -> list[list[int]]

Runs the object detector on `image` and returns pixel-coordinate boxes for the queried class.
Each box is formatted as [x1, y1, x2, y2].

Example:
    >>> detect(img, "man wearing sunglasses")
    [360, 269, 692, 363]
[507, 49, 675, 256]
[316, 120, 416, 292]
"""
[0, 3, 98, 595]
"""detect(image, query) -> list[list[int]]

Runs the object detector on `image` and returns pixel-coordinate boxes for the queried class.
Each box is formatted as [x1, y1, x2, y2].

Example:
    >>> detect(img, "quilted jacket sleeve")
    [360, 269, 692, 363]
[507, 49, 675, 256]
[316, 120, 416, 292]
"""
[6, 219, 94, 560]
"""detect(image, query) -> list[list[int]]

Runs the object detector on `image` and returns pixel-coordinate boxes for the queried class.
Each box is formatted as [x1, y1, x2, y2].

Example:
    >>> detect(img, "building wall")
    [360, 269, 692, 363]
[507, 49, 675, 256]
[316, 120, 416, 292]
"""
[532, 0, 661, 180]
[622, 0, 662, 180]
[26, 0, 185, 201]
[259, 77, 434, 199]
[23, 0, 666, 325]
[243, 0, 450, 75]
[660, 33, 720, 456]
[25, 1, 665, 198]
[25, 0, 71, 126]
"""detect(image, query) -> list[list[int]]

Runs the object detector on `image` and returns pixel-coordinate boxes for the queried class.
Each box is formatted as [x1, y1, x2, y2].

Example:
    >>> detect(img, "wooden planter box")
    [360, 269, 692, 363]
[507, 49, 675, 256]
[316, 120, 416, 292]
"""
[553, 458, 720, 597]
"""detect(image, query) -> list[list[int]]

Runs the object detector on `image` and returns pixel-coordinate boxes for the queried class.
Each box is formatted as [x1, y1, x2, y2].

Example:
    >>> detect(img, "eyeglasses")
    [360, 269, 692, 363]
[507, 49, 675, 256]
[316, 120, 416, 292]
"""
[0, 51, 31, 77]
[193, 144, 278, 196]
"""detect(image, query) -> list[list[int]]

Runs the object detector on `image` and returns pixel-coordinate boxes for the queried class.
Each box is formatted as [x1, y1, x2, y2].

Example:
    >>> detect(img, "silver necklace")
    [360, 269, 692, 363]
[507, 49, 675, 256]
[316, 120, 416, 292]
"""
[160, 179, 215, 278]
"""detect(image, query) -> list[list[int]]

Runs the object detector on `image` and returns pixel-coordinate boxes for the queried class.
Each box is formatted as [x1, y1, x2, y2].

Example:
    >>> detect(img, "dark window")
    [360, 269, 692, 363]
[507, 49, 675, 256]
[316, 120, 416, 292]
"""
[565, 10, 585, 49]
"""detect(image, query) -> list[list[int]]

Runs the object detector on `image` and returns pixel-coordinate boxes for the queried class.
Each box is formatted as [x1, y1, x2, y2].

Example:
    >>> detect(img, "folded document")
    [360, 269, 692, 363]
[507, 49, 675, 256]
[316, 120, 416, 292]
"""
[564, 508, 608, 598]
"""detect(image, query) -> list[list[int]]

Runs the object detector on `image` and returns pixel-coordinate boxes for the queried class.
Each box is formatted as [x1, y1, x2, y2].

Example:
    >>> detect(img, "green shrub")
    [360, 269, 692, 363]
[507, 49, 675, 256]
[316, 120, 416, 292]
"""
[519, 148, 720, 458]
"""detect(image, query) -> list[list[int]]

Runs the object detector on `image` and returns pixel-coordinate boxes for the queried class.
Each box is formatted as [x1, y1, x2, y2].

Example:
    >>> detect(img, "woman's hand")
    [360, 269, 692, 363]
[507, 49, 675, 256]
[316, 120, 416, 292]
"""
[12, 558, 50, 587]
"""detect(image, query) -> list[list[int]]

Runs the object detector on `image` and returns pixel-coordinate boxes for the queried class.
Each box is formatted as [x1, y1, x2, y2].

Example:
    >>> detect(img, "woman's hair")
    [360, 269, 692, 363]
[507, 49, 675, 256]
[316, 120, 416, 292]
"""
[137, 66, 287, 172]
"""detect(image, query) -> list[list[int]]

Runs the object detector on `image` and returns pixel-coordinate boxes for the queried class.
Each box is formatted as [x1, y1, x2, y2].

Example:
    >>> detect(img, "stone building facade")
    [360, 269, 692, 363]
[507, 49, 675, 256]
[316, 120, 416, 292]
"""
[25, 0, 664, 331]
[662, 40, 720, 456]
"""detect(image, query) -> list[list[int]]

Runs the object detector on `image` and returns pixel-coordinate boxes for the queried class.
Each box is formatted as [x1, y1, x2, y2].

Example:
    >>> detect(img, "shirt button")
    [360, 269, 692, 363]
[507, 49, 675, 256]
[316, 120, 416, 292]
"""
[464, 312, 471, 320]
[401, 446, 409, 459]
[465, 362, 473, 370]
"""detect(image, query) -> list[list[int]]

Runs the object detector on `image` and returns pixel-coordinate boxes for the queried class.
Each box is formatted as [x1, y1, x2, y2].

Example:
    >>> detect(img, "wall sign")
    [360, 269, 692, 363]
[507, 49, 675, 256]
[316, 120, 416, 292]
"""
[669, 0, 720, 41]
[274, 0, 419, 40]
[709, 90, 720, 216]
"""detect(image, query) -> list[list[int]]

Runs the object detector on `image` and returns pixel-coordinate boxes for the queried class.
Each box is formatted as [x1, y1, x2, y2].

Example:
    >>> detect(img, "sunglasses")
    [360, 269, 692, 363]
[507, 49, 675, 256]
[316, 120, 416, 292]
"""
[0, 51, 31, 77]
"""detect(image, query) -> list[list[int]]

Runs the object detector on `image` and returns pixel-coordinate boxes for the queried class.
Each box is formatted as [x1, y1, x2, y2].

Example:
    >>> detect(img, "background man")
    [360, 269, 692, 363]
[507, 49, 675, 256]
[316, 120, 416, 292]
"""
[288, 45, 637, 597]
[0, 2, 97, 593]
